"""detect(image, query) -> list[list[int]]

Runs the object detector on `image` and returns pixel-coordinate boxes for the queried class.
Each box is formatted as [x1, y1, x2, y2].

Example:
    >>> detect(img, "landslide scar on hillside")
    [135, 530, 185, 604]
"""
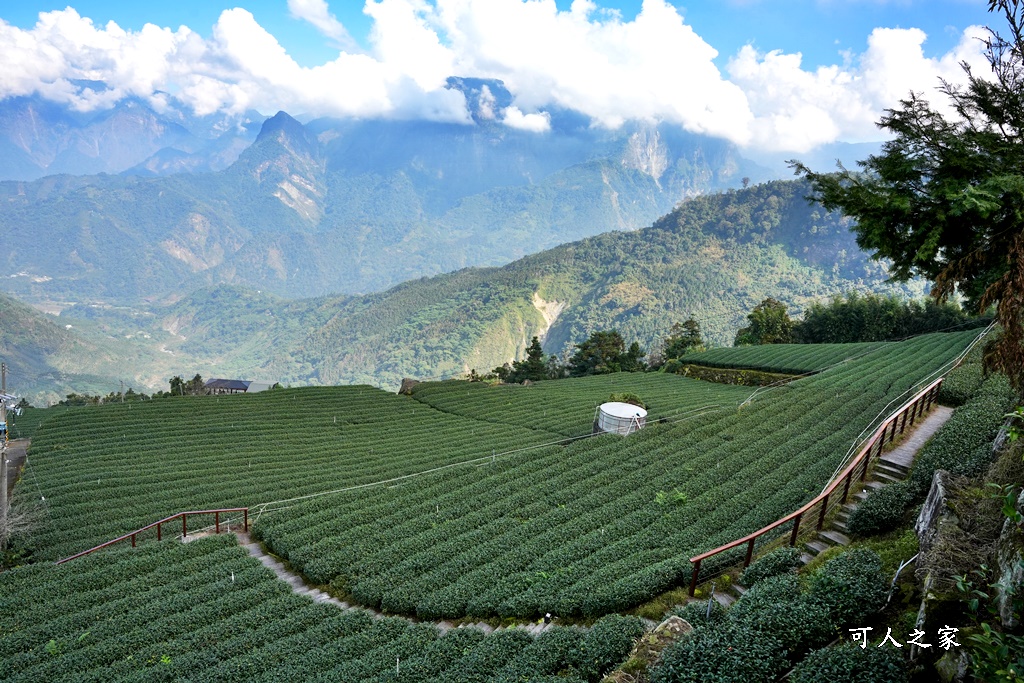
[532, 292, 567, 340]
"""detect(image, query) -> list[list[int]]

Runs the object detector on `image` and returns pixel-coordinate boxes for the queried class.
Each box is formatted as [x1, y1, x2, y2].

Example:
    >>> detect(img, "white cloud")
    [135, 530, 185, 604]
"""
[727, 24, 989, 151]
[502, 105, 550, 132]
[0, 1, 991, 153]
[287, 0, 359, 52]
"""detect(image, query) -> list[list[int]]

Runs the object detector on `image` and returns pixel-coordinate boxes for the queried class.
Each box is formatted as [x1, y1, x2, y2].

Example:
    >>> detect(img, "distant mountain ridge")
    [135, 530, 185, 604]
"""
[0, 95, 263, 180]
[0, 86, 772, 305]
[121, 179, 924, 390]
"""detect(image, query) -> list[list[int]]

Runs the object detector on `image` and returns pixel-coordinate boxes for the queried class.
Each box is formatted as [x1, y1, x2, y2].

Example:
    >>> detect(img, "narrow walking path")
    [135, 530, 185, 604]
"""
[234, 531, 558, 636]
[879, 405, 952, 471]
[800, 404, 954, 564]
[707, 404, 955, 609]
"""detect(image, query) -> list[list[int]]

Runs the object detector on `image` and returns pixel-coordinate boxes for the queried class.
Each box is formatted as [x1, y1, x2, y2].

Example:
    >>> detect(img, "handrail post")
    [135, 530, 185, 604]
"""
[789, 513, 802, 546]
[182, 514, 187, 539]
[860, 452, 870, 482]
[157, 523, 161, 541]
[131, 533, 136, 548]
[816, 492, 830, 530]
[744, 538, 755, 567]
[215, 511, 220, 534]
[689, 559, 701, 597]
[244, 508, 249, 533]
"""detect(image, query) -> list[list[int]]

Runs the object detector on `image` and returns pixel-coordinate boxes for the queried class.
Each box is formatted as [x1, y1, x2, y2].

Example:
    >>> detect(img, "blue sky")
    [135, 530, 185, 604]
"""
[0, 1, 999, 152]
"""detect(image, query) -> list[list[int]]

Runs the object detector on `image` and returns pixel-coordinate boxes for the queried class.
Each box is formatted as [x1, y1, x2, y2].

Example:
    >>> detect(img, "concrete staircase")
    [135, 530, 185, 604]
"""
[704, 406, 952, 606]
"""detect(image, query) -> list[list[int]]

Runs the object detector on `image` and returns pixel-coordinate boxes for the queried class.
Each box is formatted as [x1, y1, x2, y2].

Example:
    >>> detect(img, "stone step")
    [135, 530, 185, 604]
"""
[874, 462, 909, 479]
[713, 591, 735, 608]
[852, 490, 871, 503]
[819, 530, 851, 546]
[878, 458, 911, 475]
[799, 552, 815, 565]
[872, 471, 903, 485]
[728, 583, 748, 599]
[863, 481, 885, 491]
[804, 540, 830, 556]
[833, 519, 849, 533]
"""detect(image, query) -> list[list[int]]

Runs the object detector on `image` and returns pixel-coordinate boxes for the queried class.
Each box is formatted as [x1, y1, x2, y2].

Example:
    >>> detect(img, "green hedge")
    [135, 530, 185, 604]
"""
[740, 546, 803, 586]
[650, 622, 787, 683]
[807, 548, 887, 627]
[846, 481, 914, 538]
[907, 374, 1017, 498]
[789, 643, 909, 683]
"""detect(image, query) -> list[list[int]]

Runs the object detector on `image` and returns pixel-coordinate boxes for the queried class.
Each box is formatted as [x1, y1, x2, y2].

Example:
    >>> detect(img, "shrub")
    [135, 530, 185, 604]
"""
[579, 614, 646, 678]
[789, 643, 909, 683]
[728, 574, 802, 620]
[906, 375, 1017, 498]
[846, 481, 914, 538]
[807, 549, 887, 627]
[608, 392, 646, 409]
[650, 622, 788, 683]
[740, 546, 803, 586]
[733, 596, 834, 659]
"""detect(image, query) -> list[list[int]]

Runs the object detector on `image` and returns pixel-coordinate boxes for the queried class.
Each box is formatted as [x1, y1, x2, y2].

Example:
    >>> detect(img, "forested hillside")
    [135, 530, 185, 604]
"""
[20, 179, 926, 397]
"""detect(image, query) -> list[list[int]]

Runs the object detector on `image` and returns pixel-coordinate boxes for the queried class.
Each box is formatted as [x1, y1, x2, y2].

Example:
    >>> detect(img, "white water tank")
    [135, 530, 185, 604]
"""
[597, 402, 647, 435]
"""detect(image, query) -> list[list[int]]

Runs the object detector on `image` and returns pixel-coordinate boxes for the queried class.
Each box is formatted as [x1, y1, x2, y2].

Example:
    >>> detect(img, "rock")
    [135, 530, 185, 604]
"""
[397, 378, 420, 395]
[522, 379, 533, 386]
[995, 487, 1024, 628]
[601, 616, 692, 682]
[915, 469, 957, 556]
[934, 648, 970, 683]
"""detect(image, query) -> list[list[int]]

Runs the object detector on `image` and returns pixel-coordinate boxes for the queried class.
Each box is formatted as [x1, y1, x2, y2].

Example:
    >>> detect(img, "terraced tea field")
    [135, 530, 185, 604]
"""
[13, 330, 980, 624]
[408, 373, 754, 436]
[678, 341, 888, 374]
[17, 377, 741, 561]
[0, 535, 642, 683]
[253, 330, 977, 619]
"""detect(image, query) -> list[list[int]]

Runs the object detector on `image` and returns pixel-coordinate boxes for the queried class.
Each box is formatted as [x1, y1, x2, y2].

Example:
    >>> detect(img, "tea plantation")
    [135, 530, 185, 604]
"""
[253, 331, 976, 619]
[1, 329, 984, 681]
[0, 535, 643, 682]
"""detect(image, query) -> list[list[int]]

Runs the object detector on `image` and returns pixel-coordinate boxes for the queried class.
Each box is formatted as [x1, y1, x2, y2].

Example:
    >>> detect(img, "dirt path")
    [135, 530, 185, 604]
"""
[234, 531, 559, 636]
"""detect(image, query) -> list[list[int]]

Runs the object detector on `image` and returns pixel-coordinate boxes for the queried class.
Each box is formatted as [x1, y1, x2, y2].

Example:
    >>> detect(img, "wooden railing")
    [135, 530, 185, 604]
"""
[687, 378, 943, 596]
[55, 508, 248, 565]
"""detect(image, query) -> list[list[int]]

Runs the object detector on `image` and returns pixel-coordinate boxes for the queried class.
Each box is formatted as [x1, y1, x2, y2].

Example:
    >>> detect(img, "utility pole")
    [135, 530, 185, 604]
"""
[120, 380, 124, 403]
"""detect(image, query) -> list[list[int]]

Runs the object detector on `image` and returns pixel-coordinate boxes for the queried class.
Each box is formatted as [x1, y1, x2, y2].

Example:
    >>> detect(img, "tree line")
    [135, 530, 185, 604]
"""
[480, 292, 987, 385]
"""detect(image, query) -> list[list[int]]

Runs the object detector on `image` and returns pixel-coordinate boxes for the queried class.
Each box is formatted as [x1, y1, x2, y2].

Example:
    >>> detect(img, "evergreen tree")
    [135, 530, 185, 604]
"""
[735, 298, 795, 345]
[663, 318, 704, 359]
[794, 1, 1024, 391]
[508, 336, 547, 382]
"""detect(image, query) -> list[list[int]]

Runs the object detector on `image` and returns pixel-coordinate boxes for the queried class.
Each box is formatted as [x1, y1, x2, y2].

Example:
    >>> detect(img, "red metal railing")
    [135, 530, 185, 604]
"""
[55, 508, 248, 565]
[687, 377, 943, 596]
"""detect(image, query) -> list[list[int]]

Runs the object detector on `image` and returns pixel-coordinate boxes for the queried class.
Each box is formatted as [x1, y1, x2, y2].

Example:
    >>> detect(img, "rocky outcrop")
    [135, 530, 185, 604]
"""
[995, 487, 1024, 628]
[915, 469, 957, 557]
[398, 378, 420, 395]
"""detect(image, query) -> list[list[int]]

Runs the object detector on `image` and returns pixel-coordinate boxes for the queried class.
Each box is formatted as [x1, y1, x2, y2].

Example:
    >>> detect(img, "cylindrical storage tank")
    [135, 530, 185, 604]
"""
[597, 402, 647, 435]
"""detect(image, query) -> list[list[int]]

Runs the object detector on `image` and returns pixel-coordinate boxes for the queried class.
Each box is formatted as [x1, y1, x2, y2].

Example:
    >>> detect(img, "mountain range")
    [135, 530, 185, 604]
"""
[3, 177, 923, 404]
[0, 84, 908, 402]
[0, 79, 774, 306]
